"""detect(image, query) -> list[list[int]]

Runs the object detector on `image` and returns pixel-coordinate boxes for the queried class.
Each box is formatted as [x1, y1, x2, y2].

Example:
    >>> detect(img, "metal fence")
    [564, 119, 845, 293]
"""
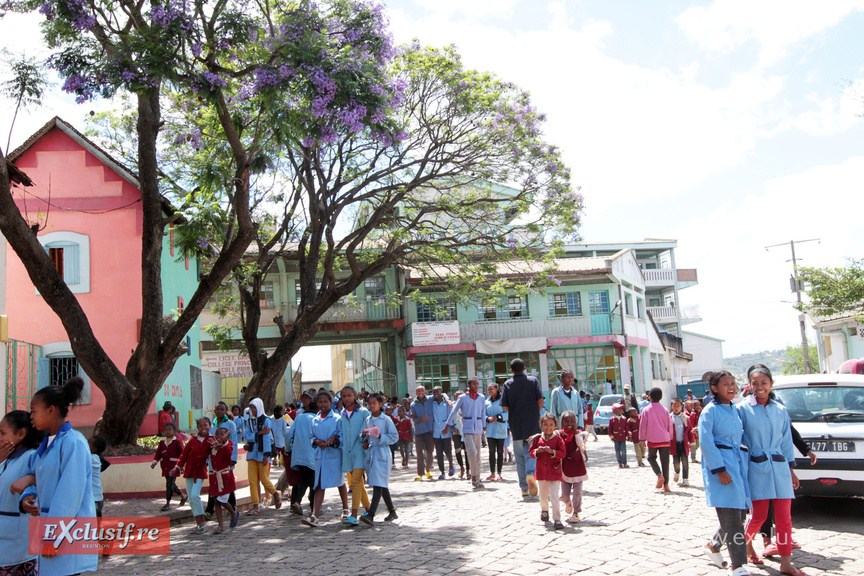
[5, 339, 40, 412]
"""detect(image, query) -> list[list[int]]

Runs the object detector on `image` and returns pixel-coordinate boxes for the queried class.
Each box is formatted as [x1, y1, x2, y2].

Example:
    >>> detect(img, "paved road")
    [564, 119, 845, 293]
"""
[102, 437, 864, 576]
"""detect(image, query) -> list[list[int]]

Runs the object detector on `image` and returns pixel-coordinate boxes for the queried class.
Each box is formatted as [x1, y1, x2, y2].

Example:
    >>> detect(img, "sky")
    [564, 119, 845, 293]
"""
[2, 0, 864, 374]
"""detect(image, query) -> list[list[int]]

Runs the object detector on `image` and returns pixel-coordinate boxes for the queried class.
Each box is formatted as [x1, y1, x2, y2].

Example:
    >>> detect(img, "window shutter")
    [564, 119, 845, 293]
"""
[64, 244, 80, 284]
[38, 358, 51, 389]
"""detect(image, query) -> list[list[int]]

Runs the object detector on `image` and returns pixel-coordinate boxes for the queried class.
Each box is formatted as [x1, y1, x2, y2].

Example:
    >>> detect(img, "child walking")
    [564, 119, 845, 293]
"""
[286, 389, 318, 516]
[627, 408, 645, 467]
[670, 398, 692, 487]
[302, 391, 348, 527]
[529, 413, 566, 529]
[208, 427, 239, 533]
[559, 411, 587, 524]
[152, 422, 187, 510]
[442, 378, 486, 489]
[639, 387, 674, 492]
[397, 406, 413, 468]
[19, 377, 98, 575]
[88, 435, 109, 518]
[360, 394, 399, 525]
[699, 370, 750, 576]
[173, 417, 215, 534]
[0, 410, 42, 576]
[243, 398, 281, 513]
[608, 403, 629, 468]
[340, 386, 371, 526]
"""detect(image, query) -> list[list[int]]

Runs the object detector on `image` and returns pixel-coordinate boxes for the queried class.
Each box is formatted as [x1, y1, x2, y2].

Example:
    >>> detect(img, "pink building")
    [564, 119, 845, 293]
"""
[6, 117, 201, 435]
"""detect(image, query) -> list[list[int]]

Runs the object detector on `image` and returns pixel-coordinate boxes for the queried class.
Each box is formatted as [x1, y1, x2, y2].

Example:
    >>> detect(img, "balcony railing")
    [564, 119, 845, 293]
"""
[281, 299, 402, 323]
[647, 305, 701, 323]
[643, 269, 676, 285]
[407, 314, 623, 347]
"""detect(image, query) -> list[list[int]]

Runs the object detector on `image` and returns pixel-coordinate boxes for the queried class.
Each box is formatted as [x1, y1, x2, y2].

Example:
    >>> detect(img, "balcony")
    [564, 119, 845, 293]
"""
[280, 299, 402, 324]
[406, 314, 624, 347]
[643, 268, 698, 289]
[647, 304, 701, 325]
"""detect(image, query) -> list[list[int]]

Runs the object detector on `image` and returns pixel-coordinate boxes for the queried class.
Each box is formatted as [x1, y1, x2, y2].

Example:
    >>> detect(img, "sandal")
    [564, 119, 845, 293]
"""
[190, 525, 206, 535]
[230, 510, 240, 528]
[728, 567, 751, 576]
[780, 570, 808, 576]
[213, 527, 224, 534]
[703, 544, 728, 568]
[747, 554, 764, 565]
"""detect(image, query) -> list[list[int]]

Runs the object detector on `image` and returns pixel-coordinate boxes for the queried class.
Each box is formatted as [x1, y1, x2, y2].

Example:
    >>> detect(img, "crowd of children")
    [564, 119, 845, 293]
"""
[0, 361, 811, 576]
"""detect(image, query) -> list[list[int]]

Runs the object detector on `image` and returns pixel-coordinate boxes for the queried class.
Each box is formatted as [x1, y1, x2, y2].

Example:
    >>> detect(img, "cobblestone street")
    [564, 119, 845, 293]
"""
[104, 437, 864, 576]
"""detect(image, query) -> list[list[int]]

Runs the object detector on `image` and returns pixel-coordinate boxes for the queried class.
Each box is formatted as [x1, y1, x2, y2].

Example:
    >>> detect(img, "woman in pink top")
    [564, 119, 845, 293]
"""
[638, 387, 674, 492]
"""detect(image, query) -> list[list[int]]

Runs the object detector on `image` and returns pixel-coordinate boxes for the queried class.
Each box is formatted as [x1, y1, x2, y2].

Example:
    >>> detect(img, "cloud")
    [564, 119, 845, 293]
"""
[412, 0, 519, 19]
[672, 156, 864, 355]
[676, 0, 864, 67]
[793, 80, 864, 135]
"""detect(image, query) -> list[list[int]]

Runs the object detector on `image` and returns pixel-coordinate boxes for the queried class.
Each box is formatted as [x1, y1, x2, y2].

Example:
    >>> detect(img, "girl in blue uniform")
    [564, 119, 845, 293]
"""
[698, 370, 750, 575]
[739, 364, 805, 576]
[302, 391, 346, 527]
[360, 394, 399, 525]
[243, 398, 281, 514]
[485, 383, 509, 481]
[19, 377, 98, 576]
[0, 410, 42, 576]
[340, 386, 371, 526]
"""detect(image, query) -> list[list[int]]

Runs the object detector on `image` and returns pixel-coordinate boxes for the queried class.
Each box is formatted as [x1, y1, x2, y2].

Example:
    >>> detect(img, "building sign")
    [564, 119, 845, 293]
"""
[412, 321, 460, 346]
[202, 353, 254, 378]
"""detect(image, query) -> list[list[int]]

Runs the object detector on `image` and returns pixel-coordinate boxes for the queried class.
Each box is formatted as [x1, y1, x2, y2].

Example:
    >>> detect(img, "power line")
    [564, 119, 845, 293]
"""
[11, 180, 142, 215]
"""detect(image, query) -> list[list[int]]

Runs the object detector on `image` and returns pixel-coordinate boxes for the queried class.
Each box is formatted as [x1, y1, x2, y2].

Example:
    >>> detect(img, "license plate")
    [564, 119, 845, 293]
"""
[809, 440, 856, 453]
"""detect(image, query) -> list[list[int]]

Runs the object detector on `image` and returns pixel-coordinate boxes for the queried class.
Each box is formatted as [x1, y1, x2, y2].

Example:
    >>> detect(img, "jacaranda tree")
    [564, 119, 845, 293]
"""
[0, 0, 410, 444]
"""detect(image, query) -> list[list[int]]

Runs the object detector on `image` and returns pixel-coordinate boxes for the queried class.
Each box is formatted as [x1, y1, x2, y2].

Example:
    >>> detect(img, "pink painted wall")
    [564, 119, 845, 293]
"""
[8, 128, 143, 429]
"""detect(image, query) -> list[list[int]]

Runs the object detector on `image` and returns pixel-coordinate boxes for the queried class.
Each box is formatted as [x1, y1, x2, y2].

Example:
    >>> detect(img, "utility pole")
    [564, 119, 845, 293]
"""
[766, 238, 820, 373]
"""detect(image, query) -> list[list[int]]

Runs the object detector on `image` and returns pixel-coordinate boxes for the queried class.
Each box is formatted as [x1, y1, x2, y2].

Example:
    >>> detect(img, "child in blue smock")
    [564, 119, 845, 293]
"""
[340, 386, 371, 526]
[271, 404, 288, 467]
[244, 398, 281, 514]
[699, 370, 750, 575]
[739, 364, 803, 576]
[485, 383, 509, 481]
[19, 377, 98, 576]
[286, 389, 318, 515]
[0, 410, 42, 576]
[360, 394, 399, 525]
[302, 391, 347, 527]
[88, 435, 109, 518]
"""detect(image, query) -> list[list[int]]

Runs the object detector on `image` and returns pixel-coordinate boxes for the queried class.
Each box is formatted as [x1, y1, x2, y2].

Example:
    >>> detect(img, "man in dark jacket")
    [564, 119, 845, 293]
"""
[501, 358, 544, 497]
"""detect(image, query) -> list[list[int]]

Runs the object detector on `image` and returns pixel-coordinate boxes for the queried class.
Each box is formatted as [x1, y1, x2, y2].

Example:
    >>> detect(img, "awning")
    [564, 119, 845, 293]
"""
[475, 337, 547, 355]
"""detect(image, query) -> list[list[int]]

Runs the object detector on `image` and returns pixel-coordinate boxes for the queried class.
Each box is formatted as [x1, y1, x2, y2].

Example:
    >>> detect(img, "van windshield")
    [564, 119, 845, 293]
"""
[773, 386, 864, 422]
[598, 395, 622, 407]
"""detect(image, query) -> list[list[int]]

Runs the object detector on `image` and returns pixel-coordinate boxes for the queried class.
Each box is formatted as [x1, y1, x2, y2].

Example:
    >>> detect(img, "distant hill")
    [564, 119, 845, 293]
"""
[723, 349, 787, 383]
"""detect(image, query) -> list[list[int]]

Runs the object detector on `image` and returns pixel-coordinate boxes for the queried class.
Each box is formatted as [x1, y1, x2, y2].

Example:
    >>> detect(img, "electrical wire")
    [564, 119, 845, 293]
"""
[11, 178, 143, 214]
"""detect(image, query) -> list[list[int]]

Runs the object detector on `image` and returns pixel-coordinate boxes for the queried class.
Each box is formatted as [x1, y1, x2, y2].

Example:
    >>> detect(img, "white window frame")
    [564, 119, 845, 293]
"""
[38, 231, 91, 294]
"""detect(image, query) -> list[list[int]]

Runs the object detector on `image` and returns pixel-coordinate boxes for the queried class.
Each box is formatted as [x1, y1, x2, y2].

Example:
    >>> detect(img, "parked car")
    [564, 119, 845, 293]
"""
[593, 394, 623, 433]
[772, 374, 864, 498]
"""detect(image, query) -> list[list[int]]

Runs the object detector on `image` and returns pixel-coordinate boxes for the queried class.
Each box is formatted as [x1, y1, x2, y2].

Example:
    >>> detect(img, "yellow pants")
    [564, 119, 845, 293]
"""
[346, 469, 370, 512]
[248, 459, 276, 505]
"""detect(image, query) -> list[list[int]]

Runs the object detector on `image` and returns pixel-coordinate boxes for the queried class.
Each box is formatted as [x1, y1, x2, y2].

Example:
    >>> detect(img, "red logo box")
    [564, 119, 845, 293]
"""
[29, 517, 170, 555]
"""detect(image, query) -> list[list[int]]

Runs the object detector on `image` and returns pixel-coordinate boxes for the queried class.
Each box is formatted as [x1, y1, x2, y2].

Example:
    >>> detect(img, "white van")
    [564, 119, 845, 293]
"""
[772, 374, 864, 498]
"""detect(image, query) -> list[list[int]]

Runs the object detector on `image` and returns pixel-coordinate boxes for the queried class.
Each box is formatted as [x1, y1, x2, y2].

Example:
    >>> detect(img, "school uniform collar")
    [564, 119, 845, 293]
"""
[165, 436, 177, 445]
[748, 395, 773, 407]
[37, 421, 72, 457]
[467, 391, 479, 400]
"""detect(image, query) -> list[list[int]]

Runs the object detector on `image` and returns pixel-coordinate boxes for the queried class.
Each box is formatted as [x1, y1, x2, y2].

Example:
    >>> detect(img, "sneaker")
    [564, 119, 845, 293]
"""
[540, 510, 549, 522]
[414, 475, 423, 482]
[680, 479, 690, 487]
[438, 474, 446, 480]
[521, 489, 530, 497]
[566, 514, 580, 524]
[273, 492, 282, 509]
[179, 496, 187, 507]
[526, 474, 539, 497]
[340, 509, 350, 520]
[160, 504, 171, 512]
[564, 501, 573, 515]
[301, 515, 319, 527]
[553, 521, 565, 530]
[384, 510, 398, 521]
[342, 515, 359, 526]
[425, 471, 433, 479]
[448, 467, 456, 477]
[727, 568, 750, 576]
[359, 513, 374, 526]
[290, 503, 303, 516]
[674, 472, 680, 483]
[655, 475, 665, 489]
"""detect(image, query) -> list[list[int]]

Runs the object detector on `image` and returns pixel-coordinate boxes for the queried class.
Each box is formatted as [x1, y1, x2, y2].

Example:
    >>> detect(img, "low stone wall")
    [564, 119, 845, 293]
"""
[102, 449, 250, 499]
